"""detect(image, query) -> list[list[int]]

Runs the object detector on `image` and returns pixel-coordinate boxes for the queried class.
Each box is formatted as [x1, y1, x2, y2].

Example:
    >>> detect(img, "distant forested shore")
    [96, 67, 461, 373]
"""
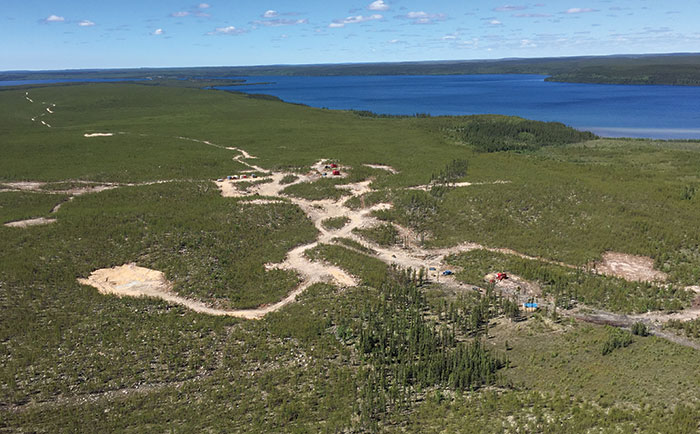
[3, 52, 700, 86]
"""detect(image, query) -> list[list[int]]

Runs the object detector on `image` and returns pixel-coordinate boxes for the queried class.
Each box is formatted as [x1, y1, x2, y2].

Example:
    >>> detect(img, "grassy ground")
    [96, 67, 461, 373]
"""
[0, 192, 66, 223]
[321, 216, 350, 230]
[2, 82, 700, 432]
[445, 250, 691, 313]
[488, 316, 700, 406]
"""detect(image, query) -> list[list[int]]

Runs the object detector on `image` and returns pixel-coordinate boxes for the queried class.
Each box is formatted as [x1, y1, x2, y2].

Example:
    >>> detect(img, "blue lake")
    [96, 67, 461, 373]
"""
[3, 74, 700, 139]
[218, 75, 700, 140]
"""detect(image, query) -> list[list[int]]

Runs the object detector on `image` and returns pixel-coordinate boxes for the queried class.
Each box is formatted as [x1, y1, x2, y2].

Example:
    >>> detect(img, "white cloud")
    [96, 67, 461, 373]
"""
[368, 0, 389, 11]
[490, 19, 503, 25]
[152, 28, 164, 35]
[494, 5, 527, 12]
[255, 10, 306, 26]
[329, 14, 382, 28]
[171, 4, 211, 18]
[78, 20, 95, 27]
[397, 11, 447, 24]
[515, 13, 552, 18]
[442, 34, 457, 40]
[565, 8, 598, 14]
[209, 25, 246, 35]
[44, 14, 65, 23]
[253, 18, 307, 27]
[406, 11, 428, 19]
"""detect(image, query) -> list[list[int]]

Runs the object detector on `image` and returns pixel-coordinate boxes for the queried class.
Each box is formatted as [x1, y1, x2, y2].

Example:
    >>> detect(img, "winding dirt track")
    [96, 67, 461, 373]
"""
[67, 138, 700, 333]
[2, 179, 181, 228]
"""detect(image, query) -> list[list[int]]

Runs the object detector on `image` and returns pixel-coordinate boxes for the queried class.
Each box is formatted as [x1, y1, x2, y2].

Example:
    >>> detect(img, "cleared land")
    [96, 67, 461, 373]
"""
[2, 82, 700, 432]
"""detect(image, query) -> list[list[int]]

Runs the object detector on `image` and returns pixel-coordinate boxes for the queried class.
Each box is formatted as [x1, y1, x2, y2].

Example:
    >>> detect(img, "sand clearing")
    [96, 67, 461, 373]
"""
[3, 181, 46, 191]
[364, 164, 398, 174]
[84, 133, 114, 137]
[78, 264, 244, 317]
[214, 180, 246, 197]
[4, 217, 56, 228]
[406, 180, 511, 191]
[79, 260, 356, 320]
[485, 273, 542, 297]
[79, 264, 234, 316]
[243, 199, 287, 205]
[594, 252, 667, 282]
[74, 140, 696, 329]
[310, 160, 350, 178]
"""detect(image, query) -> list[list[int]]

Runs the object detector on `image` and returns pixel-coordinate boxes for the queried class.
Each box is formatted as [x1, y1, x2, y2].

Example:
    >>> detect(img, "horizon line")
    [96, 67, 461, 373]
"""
[2, 51, 699, 74]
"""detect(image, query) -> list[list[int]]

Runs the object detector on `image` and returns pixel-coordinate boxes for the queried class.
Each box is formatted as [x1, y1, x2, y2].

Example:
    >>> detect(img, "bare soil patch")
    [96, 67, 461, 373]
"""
[243, 199, 287, 205]
[78, 264, 173, 298]
[405, 180, 511, 192]
[485, 273, 542, 297]
[4, 217, 56, 228]
[594, 252, 667, 282]
[2, 182, 46, 191]
[363, 164, 398, 174]
[78, 263, 269, 318]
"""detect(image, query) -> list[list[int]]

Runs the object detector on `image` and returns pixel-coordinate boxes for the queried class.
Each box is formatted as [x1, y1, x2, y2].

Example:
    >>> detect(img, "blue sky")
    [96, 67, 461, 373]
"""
[2, 0, 699, 70]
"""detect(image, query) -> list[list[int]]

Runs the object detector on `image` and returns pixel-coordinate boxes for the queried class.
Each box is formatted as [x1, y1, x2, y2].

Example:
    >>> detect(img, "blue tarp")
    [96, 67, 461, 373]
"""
[524, 302, 538, 308]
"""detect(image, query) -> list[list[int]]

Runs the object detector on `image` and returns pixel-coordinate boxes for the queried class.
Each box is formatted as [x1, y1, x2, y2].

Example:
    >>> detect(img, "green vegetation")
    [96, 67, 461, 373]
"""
[665, 318, 700, 338]
[632, 321, 650, 336]
[409, 390, 700, 433]
[353, 223, 400, 247]
[681, 184, 696, 200]
[375, 139, 700, 288]
[6, 53, 700, 86]
[279, 173, 299, 185]
[353, 279, 506, 427]
[234, 177, 273, 193]
[445, 250, 690, 313]
[0, 191, 65, 223]
[545, 56, 700, 86]
[601, 326, 634, 355]
[2, 81, 700, 432]
[345, 189, 392, 209]
[437, 289, 523, 336]
[451, 115, 596, 152]
[486, 318, 700, 408]
[306, 244, 389, 287]
[281, 178, 347, 200]
[2, 182, 317, 312]
[331, 237, 377, 255]
[321, 216, 350, 230]
[431, 158, 469, 183]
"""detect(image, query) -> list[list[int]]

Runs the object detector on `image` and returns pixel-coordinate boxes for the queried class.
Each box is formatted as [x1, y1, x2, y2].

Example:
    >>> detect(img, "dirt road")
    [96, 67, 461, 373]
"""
[71, 139, 699, 338]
